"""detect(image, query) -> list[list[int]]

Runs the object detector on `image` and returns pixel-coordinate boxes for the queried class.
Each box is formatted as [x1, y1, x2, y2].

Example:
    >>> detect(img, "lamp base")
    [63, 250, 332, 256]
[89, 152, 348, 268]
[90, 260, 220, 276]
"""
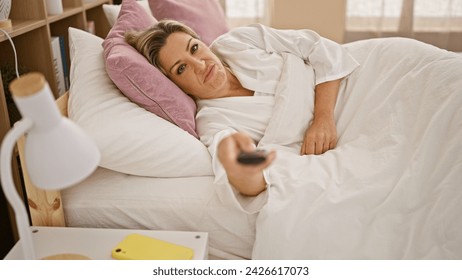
[0, 19, 12, 30]
[41, 253, 91, 260]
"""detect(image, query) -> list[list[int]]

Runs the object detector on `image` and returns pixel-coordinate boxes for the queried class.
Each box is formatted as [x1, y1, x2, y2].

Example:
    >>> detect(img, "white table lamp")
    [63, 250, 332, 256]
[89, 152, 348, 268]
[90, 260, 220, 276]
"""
[0, 72, 100, 259]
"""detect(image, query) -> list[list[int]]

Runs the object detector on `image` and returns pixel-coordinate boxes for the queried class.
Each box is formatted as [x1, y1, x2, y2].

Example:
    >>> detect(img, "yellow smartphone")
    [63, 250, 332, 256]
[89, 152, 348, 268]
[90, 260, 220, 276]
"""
[111, 233, 194, 260]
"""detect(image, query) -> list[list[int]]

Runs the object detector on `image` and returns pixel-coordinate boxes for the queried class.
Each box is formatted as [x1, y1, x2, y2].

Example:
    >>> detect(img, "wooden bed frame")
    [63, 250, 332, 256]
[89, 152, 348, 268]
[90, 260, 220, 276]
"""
[17, 92, 69, 227]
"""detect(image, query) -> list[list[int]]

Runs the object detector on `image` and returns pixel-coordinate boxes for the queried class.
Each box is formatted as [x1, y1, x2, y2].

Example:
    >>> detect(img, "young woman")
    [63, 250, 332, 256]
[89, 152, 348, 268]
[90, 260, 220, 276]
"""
[125, 19, 359, 198]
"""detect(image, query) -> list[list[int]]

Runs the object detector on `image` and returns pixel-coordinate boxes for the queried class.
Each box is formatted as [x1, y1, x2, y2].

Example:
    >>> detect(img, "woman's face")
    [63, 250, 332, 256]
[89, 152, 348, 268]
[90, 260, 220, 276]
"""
[158, 32, 228, 99]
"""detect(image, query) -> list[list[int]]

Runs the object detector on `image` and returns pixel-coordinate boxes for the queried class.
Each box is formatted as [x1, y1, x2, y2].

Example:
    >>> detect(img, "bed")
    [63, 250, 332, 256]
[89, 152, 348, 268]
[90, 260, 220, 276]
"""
[19, 1, 462, 260]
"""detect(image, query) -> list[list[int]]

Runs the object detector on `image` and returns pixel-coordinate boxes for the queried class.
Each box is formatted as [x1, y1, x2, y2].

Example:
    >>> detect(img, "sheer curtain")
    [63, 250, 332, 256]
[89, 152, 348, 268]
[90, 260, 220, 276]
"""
[345, 0, 462, 51]
[221, 0, 269, 28]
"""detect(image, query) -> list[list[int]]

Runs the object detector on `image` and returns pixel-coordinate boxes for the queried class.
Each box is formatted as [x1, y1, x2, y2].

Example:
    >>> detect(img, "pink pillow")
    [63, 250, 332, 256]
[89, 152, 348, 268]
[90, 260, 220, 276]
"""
[148, 0, 229, 46]
[102, 0, 198, 138]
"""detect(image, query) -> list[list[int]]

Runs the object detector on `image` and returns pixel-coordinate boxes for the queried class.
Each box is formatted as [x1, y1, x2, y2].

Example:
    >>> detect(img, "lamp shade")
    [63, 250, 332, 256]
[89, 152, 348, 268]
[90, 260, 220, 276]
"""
[9, 72, 100, 190]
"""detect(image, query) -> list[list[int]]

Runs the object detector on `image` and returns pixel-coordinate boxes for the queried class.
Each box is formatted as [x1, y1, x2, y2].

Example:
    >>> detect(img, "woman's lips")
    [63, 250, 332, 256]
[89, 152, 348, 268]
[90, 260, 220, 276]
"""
[204, 64, 216, 83]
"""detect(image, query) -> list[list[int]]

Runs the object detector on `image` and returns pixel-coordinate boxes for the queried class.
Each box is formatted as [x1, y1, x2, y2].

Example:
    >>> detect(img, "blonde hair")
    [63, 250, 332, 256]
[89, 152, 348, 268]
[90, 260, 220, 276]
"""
[125, 19, 200, 74]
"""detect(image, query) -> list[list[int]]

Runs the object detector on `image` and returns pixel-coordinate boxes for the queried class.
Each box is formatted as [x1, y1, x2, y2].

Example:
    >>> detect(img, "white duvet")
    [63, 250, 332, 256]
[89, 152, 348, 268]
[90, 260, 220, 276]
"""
[201, 38, 462, 259]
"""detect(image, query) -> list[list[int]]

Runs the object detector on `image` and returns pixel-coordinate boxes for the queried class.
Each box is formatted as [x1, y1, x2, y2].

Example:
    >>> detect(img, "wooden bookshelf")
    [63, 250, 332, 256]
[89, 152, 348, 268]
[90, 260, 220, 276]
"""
[0, 0, 112, 98]
[0, 0, 113, 252]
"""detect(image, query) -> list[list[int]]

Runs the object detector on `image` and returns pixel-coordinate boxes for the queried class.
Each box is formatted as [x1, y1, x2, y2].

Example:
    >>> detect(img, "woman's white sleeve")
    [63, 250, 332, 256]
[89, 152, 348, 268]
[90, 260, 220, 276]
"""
[205, 129, 270, 214]
[213, 24, 359, 85]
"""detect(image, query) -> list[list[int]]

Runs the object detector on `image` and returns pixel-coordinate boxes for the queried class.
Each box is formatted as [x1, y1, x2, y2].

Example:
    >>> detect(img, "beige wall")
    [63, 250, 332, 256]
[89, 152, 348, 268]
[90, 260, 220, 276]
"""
[268, 0, 346, 43]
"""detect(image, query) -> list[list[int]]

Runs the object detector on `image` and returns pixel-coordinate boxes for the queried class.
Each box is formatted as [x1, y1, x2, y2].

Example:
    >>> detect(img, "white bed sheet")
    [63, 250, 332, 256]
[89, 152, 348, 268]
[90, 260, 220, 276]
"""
[61, 167, 256, 259]
[248, 38, 462, 259]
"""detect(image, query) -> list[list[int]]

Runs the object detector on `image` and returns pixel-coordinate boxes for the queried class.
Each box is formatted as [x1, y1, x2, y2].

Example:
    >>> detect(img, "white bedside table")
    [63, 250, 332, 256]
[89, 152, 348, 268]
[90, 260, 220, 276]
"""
[4, 226, 208, 260]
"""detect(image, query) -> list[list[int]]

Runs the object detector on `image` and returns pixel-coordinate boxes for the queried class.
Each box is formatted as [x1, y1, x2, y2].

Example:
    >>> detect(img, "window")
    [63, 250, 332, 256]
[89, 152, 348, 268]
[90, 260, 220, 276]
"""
[346, 0, 462, 32]
[345, 0, 462, 51]
[223, 0, 268, 28]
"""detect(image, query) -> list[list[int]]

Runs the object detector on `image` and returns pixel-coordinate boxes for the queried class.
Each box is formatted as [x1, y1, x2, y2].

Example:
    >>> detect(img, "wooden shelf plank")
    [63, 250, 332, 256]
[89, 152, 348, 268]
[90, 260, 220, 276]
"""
[0, 20, 47, 42]
[47, 7, 84, 24]
[83, 0, 112, 10]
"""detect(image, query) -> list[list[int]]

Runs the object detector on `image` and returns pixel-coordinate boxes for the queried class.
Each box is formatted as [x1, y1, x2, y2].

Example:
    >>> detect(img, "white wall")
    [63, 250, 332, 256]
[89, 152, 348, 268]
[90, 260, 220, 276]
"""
[268, 0, 346, 43]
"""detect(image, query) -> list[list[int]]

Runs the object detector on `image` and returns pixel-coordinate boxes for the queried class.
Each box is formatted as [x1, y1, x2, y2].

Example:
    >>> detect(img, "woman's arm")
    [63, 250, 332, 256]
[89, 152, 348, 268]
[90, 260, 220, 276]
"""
[217, 132, 276, 196]
[301, 78, 341, 155]
[211, 24, 359, 87]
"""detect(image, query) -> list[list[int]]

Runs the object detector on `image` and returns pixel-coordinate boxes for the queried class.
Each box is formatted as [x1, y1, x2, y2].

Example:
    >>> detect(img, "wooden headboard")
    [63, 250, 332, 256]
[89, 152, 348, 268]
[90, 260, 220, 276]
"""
[17, 92, 69, 227]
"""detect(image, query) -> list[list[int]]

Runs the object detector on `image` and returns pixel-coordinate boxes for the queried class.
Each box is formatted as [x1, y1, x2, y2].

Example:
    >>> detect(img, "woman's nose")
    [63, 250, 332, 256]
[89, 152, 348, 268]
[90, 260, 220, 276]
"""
[191, 57, 206, 72]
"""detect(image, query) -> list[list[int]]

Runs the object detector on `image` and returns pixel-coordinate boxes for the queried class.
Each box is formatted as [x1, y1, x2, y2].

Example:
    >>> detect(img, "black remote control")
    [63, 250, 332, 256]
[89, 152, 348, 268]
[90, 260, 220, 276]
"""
[237, 150, 268, 165]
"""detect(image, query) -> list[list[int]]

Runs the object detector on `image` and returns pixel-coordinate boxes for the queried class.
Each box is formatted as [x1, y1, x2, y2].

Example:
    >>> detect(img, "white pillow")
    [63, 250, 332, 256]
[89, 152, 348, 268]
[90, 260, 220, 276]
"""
[103, 0, 153, 26]
[68, 28, 213, 177]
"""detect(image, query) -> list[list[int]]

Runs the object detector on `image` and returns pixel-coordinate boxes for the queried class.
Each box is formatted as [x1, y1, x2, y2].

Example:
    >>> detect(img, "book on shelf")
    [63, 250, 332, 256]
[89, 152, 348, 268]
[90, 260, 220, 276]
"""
[50, 36, 66, 96]
[58, 36, 70, 91]
[86, 20, 95, 35]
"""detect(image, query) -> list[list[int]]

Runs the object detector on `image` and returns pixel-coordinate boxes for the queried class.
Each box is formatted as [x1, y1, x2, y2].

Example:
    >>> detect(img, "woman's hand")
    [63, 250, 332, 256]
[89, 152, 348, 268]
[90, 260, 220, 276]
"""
[301, 114, 337, 155]
[218, 132, 276, 196]
[301, 79, 341, 155]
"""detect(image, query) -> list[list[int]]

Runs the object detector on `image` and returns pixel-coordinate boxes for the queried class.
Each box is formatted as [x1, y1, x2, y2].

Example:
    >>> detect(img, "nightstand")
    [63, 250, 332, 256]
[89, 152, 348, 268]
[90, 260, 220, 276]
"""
[4, 226, 208, 260]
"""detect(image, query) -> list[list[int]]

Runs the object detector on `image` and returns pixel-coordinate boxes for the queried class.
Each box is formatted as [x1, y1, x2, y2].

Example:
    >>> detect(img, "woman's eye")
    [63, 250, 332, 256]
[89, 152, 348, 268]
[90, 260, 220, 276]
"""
[191, 43, 198, 54]
[177, 64, 186, 75]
